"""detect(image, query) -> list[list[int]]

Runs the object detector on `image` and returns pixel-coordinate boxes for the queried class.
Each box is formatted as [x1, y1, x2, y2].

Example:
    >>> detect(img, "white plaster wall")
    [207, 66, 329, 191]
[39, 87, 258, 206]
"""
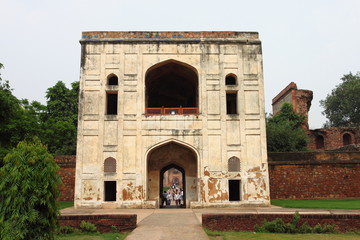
[74, 33, 270, 208]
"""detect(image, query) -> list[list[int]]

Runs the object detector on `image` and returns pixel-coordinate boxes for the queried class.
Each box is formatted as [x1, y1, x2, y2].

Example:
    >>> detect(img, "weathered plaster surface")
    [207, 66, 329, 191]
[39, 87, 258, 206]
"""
[74, 31, 270, 208]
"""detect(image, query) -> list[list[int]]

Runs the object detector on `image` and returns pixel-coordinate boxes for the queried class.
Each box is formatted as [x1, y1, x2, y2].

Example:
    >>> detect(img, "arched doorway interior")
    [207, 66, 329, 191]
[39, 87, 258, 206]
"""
[160, 164, 185, 208]
[147, 141, 197, 208]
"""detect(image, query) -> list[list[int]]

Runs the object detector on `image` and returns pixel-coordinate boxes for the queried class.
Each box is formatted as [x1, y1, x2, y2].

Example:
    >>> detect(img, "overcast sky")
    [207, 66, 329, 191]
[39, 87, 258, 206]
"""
[1, 0, 359, 128]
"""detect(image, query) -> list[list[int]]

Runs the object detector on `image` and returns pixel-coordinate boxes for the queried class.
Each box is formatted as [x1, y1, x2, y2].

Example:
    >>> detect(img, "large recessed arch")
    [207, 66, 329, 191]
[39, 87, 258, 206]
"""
[145, 59, 199, 108]
[146, 139, 198, 208]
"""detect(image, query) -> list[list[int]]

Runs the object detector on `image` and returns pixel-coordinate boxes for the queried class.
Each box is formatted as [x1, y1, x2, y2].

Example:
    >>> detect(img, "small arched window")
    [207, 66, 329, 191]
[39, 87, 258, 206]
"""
[228, 156, 240, 172]
[107, 74, 118, 85]
[225, 74, 237, 85]
[104, 157, 116, 173]
[343, 133, 352, 146]
[315, 135, 325, 149]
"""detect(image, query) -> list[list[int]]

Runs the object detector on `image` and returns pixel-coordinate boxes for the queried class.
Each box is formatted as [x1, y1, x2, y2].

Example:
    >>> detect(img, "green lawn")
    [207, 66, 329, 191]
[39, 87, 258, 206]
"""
[206, 230, 360, 240]
[271, 199, 360, 210]
[58, 201, 74, 210]
[55, 232, 128, 240]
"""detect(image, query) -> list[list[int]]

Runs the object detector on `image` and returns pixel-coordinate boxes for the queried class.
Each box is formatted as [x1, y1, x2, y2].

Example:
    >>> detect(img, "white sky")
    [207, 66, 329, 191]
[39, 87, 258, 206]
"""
[1, 0, 359, 129]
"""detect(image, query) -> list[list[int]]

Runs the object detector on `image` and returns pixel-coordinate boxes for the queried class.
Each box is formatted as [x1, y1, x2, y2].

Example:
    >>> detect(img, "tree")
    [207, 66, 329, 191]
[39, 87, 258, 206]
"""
[320, 72, 360, 127]
[42, 81, 79, 155]
[0, 63, 23, 159]
[266, 103, 308, 152]
[0, 63, 79, 157]
[0, 138, 62, 240]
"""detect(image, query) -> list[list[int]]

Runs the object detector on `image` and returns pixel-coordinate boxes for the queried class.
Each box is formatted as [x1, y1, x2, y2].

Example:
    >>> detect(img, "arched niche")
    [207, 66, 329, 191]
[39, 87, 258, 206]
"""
[107, 74, 118, 85]
[225, 73, 237, 85]
[228, 156, 240, 172]
[145, 60, 198, 108]
[315, 135, 325, 149]
[104, 157, 116, 173]
[343, 133, 352, 146]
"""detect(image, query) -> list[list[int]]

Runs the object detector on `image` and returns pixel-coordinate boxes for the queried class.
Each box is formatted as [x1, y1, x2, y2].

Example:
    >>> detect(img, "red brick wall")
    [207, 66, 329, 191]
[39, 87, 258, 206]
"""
[58, 214, 136, 233]
[268, 152, 360, 199]
[56, 153, 360, 202]
[202, 213, 360, 232]
[55, 156, 76, 201]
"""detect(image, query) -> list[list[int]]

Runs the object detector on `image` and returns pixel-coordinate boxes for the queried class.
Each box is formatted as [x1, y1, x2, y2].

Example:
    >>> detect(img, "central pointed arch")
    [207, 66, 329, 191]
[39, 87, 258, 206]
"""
[145, 59, 199, 108]
[146, 139, 199, 208]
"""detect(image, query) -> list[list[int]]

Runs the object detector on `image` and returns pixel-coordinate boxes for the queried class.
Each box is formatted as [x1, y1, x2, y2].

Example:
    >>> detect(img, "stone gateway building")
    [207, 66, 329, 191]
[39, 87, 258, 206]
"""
[74, 31, 270, 208]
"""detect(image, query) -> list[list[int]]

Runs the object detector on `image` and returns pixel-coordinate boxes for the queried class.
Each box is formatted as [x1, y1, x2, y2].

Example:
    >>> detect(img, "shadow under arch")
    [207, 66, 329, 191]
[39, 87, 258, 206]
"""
[160, 163, 186, 208]
[146, 139, 198, 208]
[145, 59, 199, 108]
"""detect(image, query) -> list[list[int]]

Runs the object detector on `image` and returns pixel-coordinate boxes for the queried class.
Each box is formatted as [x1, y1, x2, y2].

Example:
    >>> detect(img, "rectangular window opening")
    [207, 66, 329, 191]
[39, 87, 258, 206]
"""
[226, 93, 237, 114]
[107, 93, 118, 115]
[104, 181, 116, 201]
[229, 180, 241, 201]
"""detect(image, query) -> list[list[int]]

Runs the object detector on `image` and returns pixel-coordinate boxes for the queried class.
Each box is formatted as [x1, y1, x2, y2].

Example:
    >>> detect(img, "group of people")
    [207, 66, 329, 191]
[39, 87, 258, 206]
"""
[161, 185, 184, 207]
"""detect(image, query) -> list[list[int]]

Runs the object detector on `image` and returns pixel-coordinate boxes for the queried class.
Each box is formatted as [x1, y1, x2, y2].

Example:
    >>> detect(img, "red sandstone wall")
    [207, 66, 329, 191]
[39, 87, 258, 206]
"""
[268, 152, 360, 199]
[55, 156, 76, 201]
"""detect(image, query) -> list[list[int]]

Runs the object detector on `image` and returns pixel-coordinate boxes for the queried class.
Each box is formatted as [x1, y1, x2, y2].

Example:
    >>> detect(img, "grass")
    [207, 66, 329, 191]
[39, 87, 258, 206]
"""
[205, 230, 360, 240]
[271, 199, 360, 210]
[55, 232, 128, 240]
[58, 201, 74, 210]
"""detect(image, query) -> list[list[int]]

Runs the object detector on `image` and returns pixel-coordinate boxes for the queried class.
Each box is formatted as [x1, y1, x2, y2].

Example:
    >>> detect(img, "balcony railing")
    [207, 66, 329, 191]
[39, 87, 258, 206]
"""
[145, 107, 199, 115]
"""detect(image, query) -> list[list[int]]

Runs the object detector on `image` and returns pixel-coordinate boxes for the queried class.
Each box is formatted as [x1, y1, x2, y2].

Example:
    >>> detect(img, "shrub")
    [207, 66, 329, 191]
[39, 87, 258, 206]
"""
[56, 226, 78, 234]
[80, 221, 98, 233]
[111, 225, 119, 233]
[255, 211, 336, 234]
[0, 138, 62, 240]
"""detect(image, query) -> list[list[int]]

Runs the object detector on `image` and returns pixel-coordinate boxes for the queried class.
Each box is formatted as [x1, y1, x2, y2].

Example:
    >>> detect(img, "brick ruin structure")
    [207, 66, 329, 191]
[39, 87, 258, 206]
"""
[74, 31, 270, 208]
[272, 82, 360, 151]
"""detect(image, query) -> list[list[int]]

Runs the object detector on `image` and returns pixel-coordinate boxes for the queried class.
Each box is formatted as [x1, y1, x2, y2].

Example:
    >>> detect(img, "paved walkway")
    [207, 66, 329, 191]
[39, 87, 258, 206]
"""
[125, 209, 208, 240]
[60, 206, 360, 240]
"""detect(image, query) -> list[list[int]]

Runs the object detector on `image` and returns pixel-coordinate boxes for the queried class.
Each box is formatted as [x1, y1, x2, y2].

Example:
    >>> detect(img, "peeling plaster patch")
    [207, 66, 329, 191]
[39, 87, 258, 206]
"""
[82, 180, 97, 201]
[208, 178, 229, 202]
[122, 182, 144, 201]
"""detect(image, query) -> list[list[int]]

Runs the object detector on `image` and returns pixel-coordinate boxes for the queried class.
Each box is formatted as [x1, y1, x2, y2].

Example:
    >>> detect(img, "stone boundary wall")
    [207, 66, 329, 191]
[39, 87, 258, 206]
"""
[56, 156, 76, 201]
[56, 152, 360, 201]
[202, 213, 360, 232]
[268, 152, 360, 199]
[58, 214, 136, 233]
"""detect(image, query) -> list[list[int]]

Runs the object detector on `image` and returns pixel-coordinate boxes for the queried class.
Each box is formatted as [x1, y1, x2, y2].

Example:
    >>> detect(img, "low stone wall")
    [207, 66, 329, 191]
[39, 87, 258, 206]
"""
[202, 213, 360, 232]
[268, 152, 360, 199]
[58, 214, 137, 233]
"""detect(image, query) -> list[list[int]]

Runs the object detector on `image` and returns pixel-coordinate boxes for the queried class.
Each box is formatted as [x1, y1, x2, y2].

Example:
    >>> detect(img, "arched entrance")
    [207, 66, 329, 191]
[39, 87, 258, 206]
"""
[147, 141, 198, 208]
[160, 164, 185, 208]
[145, 60, 199, 115]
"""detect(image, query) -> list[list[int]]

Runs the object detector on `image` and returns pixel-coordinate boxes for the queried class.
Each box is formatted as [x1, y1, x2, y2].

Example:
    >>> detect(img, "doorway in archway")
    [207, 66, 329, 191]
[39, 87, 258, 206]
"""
[147, 142, 198, 208]
[160, 164, 185, 208]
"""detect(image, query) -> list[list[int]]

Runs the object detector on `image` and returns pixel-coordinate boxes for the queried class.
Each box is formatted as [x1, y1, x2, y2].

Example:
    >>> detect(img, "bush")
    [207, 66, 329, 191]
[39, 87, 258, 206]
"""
[111, 225, 119, 233]
[80, 221, 98, 233]
[255, 212, 336, 234]
[56, 226, 79, 234]
[0, 138, 62, 240]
